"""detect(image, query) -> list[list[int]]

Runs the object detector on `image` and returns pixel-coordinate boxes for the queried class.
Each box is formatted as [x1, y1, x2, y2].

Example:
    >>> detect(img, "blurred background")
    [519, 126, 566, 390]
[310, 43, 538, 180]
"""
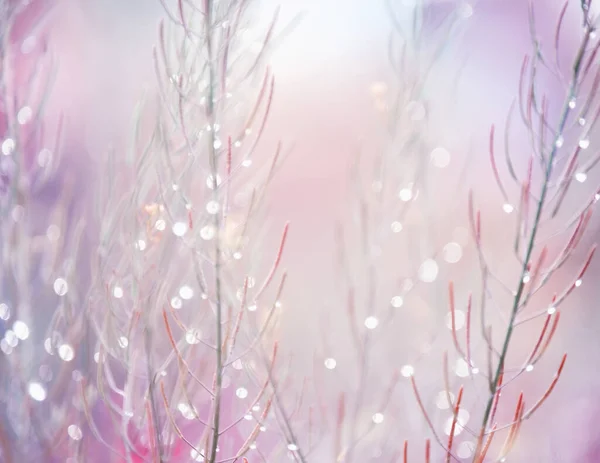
[19, 0, 600, 460]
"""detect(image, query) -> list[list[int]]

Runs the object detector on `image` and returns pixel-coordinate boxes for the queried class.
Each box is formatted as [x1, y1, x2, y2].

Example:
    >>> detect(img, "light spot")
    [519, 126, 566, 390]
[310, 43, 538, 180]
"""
[372, 413, 384, 424]
[503, 203, 514, 214]
[391, 296, 404, 308]
[445, 310, 466, 330]
[443, 242, 462, 263]
[179, 285, 194, 300]
[431, 146, 451, 168]
[418, 259, 439, 283]
[28, 382, 47, 401]
[53, 278, 68, 296]
[13, 321, 29, 340]
[58, 344, 75, 362]
[172, 221, 188, 237]
[68, 424, 82, 441]
[364, 316, 379, 329]
[401, 365, 414, 377]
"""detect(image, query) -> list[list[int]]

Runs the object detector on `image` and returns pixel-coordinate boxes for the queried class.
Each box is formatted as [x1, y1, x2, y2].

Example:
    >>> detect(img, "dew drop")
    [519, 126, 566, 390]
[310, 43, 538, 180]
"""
[401, 365, 414, 377]
[17, 106, 32, 125]
[431, 146, 451, 168]
[58, 344, 75, 362]
[391, 221, 403, 233]
[179, 285, 194, 300]
[372, 413, 384, 424]
[443, 242, 463, 263]
[172, 221, 188, 237]
[324, 358, 337, 369]
[200, 225, 216, 240]
[364, 316, 379, 329]
[53, 278, 68, 296]
[2, 138, 15, 155]
[171, 296, 183, 309]
[28, 382, 47, 401]
[391, 296, 404, 308]
[68, 424, 82, 441]
[418, 259, 439, 283]
[13, 320, 29, 340]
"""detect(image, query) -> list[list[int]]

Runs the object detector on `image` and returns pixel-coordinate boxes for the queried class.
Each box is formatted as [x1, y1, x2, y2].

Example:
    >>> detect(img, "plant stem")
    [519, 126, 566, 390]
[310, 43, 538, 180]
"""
[205, 2, 224, 462]
[479, 18, 592, 437]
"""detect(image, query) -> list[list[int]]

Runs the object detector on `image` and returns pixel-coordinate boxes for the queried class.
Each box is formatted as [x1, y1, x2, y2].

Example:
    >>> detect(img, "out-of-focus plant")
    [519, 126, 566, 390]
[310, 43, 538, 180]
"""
[85, 0, 303, 461]
[270, 0, 600, 462]
[0, 1, 89, 462]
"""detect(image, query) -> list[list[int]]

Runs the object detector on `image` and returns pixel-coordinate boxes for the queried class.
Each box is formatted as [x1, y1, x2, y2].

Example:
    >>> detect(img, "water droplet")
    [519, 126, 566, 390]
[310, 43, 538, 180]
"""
[287, 443, 299, 451]
[431, 146, 451, 168]
[391, 296, 404, 308]
[179, 285, 194, 300]
[4, 330, 17, 347]
[435, 391, 455, 410]
[13, 321, 29, 340]
[68, 424, 82, 441]
[547, 306, 556, 314]
[53, 278, 68, 296]
[503, 203, 514, 213]
[58, 344, 75, 362]
[372, 413, 384, 424]
[2, 138, 15, 155]
[364, 316, 379, 329]
[37, 148, 52, 167]
[579, 139, 590, 149]
[206, 201, 220, 214]
[525, 364, 534, 372]
[399, 187, 413, 202]
[568, 98, 577, 109]
[113, 286, 124, 298]
[118, 337, 128, 348]
[236, 387, 248, 399]
[171, 296, 183, 309]
[391, 221, 403, 233]
[555, 136, 564, 148]
[241, 159, 252, 167]
[185, 330, 202, 344]
[445, 310, 466, 330]
[418, 259, 439, 283]
[443, 242, 463, 263]
[455, 358, 470, 377]
[575, 279, 582, 287]
[579, 117, 587, 126]
[444, 409, 470, 436]
[401, 365, 414, 377]
[17, 106, 32, 125]
[200, 225, 216, 240]
[0, 303, 10, 320]
[172, 221, 188, 237]
[324, 358, 337, 369]
[155, 219, 166, 231]
[576, 172, 587, 182]
[28, 382, 47, 401]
